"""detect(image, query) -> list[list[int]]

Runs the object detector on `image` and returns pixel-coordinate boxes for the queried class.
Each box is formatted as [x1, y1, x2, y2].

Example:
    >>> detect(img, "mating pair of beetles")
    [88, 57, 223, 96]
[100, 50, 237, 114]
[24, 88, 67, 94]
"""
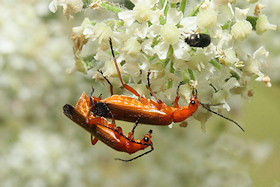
[63, 38, 244, 162]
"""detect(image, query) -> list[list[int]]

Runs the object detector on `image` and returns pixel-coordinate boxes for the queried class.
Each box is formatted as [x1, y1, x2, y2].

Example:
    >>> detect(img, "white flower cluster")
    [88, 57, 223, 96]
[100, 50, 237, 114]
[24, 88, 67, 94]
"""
[0, 0, 81, 121]
[1, 127, 272, 186]
[49, 0, 84, 19]
[49, 0, 276, 129]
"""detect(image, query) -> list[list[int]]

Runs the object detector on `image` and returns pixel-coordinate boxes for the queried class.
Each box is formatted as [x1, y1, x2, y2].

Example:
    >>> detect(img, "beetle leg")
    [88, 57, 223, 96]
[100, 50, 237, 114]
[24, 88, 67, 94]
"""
[102, 101, 117, 128]
[147, 71, 162, 104]
[129, 118, 140, 141]
[109, 38, 141, 97]
[98, 70, 114, 96]
[173, 81, 183, 108]
[91, 135, 98, 145]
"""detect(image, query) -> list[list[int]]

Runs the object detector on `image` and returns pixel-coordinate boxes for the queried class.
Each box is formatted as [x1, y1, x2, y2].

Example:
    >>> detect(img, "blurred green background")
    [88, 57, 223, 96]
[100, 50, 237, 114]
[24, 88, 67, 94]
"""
[0, 0, 279, 186]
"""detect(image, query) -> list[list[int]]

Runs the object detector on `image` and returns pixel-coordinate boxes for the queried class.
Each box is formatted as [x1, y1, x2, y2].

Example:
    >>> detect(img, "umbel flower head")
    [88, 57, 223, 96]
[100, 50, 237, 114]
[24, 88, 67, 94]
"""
[50, 0, 276, 131]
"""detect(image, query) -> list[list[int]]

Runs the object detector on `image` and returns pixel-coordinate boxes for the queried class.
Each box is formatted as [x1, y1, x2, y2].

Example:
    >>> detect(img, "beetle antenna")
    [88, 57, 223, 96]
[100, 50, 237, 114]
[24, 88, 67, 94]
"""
[202, 103, 224, 107]
[199, 102, 245, 132]
[115, 147, 154, 162]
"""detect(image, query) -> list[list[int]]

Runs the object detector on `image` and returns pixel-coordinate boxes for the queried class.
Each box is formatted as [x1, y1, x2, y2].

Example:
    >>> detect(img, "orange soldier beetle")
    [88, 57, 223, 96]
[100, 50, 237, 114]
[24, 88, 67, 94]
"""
[63, 92, 154, 162]
[91, 38, 244, 132]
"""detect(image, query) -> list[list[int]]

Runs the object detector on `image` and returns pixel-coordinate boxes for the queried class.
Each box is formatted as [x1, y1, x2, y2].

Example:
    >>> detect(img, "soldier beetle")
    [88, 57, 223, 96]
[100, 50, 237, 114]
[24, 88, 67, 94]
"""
[63, 92, 154, 162]
[91, 38, 244, 132]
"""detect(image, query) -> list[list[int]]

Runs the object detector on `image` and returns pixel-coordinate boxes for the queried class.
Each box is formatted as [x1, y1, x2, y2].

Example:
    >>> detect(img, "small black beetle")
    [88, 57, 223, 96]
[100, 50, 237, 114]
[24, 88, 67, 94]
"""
[185, 33, 211, 48]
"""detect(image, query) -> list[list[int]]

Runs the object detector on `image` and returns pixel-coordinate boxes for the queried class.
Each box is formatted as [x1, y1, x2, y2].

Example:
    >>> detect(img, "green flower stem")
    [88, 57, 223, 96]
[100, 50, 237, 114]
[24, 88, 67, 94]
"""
[188, 69, 195, 80]
[182, 70, 190, 84]
[187, 0, 205, 16]
[221, 20, 231, 30]
[209, 59, 221, 70]
[179, 0, 187, 14]
[230, 69, 240, 80]
[170, 3, 176, 8]
[168, 60, 175, 89]
[159, 0, 167, 24]
[160, 0, 169, 16]
[159, 15, 166, 25]
[159, 0, 165, 8]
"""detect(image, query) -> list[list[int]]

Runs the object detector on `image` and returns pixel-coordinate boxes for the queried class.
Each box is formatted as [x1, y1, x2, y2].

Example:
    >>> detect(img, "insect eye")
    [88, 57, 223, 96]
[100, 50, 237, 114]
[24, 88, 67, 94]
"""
[191, 100, 196, 105]
[144, 137, 149, 142]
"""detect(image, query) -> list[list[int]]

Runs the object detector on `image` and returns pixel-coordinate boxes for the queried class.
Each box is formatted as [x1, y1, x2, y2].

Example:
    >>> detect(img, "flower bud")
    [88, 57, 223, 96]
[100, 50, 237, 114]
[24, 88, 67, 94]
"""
[197, 9, 217, 29]
[256, 15, 277, 35]
[220, 48, 239, 66]
[160, 23, 180, 45]
[231, 20, 252, 40]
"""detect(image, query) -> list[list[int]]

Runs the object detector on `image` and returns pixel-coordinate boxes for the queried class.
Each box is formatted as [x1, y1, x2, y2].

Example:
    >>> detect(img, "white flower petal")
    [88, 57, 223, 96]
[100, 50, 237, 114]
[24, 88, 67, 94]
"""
[234, 7, 249, 21]
[94, 49, 113, 63]
[148, 24, 161, 38]
[172, 40, 190, 60]
[256, 15, 277, 35]
[129, 22, 149, 39]
[166, 8, 183, 25]
[142, 38, 155, 56]
[253, 46, 269, 60]
[122, 38, 141, 55]
[154, 41, 170, 60]
[49, 0, 58, 13]
[82, 24, 94, 39]
[180, 17, 197, 33]
[118, 11, 135, 26]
